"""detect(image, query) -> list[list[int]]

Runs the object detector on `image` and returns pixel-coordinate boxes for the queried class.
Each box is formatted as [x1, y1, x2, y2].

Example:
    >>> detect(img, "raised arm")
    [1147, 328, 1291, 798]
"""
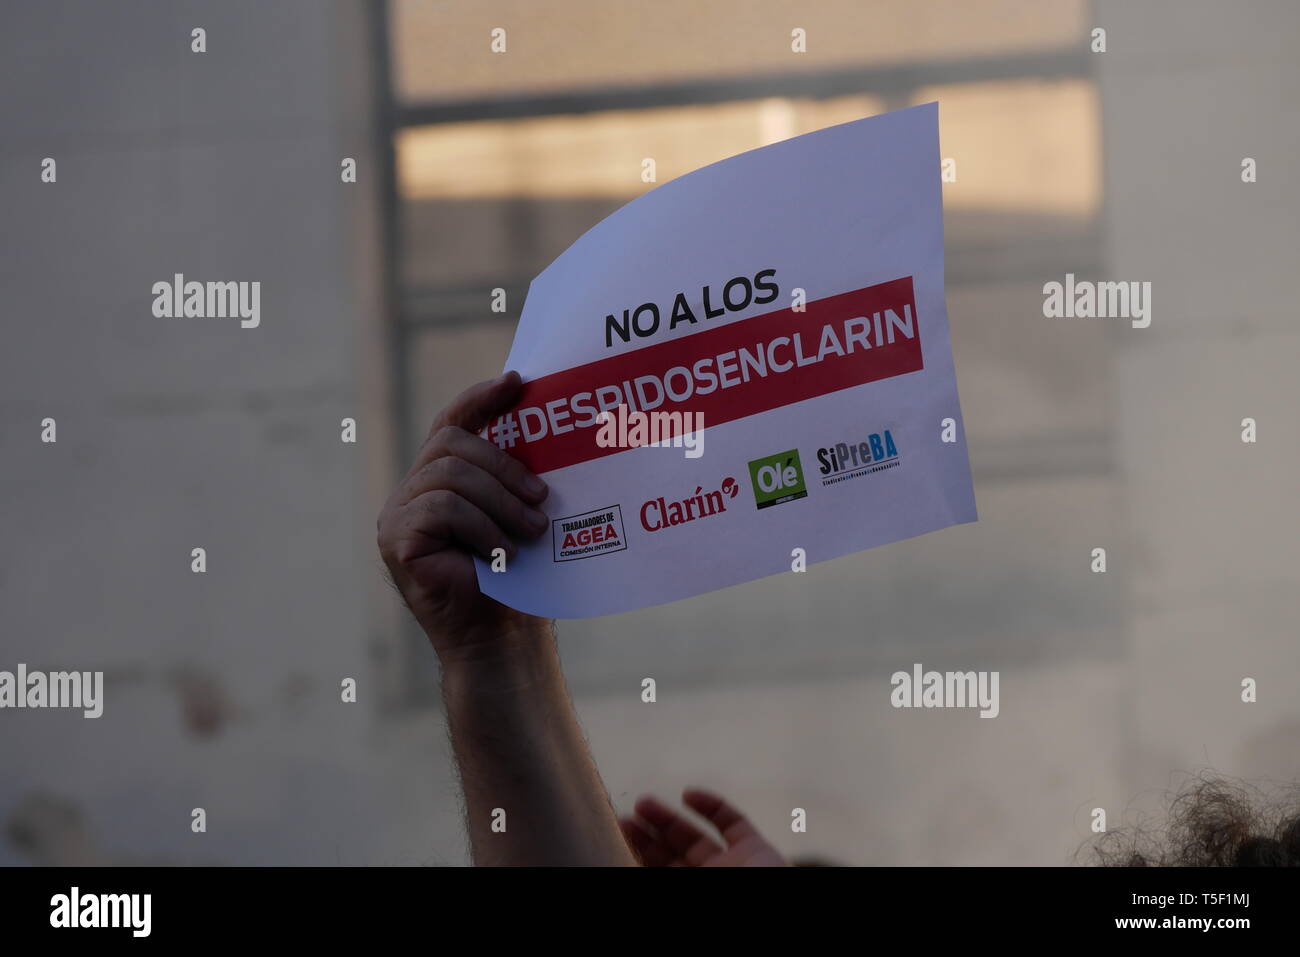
[377, 371, 635, 866]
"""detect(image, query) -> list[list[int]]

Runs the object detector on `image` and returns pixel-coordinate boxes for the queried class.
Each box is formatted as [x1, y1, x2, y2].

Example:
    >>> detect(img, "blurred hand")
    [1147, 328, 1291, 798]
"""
[620, 789, 789, 866]
[377, 371, 552, 662]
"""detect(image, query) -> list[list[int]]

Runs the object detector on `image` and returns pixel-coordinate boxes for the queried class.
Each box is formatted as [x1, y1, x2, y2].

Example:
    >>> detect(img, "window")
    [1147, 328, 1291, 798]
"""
[373, 0, 1113, 704]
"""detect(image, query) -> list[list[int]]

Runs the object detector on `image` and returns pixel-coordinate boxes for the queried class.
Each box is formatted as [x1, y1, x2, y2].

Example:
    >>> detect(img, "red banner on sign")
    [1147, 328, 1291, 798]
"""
[486, 276, 924, 474]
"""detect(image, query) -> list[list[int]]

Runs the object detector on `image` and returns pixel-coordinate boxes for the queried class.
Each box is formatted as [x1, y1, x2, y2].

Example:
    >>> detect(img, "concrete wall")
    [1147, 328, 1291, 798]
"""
[0, 0, 398, 865]
[1095, 0, 1300, 799]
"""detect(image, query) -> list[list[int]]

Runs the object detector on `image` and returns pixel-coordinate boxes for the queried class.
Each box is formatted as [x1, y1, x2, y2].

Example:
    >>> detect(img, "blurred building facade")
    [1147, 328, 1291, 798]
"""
[1, 0, 1297, 865]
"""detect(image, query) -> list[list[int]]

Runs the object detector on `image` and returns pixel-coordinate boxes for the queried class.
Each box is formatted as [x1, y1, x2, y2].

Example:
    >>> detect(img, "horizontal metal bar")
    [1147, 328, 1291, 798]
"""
[394, 47, 1092, 127]
[399, 282, 532, 325]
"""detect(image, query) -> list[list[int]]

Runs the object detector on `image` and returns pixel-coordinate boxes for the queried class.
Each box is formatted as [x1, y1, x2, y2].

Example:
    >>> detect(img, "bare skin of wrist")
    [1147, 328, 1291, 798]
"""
[436, 621, 636, 866]
[375, 372, 635, 864]
[437, 619, 560, 703]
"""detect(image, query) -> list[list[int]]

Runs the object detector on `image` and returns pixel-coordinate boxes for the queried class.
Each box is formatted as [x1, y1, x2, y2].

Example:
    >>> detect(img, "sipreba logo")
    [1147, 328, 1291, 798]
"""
[815, 429, 900, 486]
[747, 449, 807, 509]
[640, 477, 739, 532]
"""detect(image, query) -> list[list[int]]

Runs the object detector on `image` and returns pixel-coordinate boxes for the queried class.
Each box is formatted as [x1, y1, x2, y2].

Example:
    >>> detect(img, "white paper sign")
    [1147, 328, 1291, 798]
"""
[474, 102, 976, 618]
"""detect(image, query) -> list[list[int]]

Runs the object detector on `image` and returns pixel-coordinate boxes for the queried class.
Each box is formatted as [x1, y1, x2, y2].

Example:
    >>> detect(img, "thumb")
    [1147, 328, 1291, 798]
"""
[430, 370, 523, 436]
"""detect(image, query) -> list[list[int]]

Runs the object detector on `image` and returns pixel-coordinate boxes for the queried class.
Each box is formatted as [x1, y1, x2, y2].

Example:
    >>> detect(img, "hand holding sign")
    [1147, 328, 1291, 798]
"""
[376, 371, 553, 662]
[474, 102, 976, 618]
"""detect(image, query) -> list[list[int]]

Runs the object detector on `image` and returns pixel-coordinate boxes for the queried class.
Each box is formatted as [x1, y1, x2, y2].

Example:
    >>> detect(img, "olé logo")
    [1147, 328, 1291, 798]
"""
[747, 449, 807, 509]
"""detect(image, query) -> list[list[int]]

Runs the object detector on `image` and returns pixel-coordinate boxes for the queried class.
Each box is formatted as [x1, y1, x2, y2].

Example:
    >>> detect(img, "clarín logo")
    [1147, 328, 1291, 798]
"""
[640, 477, 739, 531]
[746, 449, 807, 509]
[816, 429, 900, 486]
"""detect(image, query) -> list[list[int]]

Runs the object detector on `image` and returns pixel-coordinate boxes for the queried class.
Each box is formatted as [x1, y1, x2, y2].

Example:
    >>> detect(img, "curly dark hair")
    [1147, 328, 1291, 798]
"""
[1084, 773, 1300, 866]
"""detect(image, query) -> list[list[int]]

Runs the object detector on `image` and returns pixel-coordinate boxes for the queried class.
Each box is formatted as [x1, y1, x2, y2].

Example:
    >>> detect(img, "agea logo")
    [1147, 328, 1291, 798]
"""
[815, 429, 900, 486]
[552, 505, 628, 562]
[640, 477, 739, 531]
[747, 449, 807, 509]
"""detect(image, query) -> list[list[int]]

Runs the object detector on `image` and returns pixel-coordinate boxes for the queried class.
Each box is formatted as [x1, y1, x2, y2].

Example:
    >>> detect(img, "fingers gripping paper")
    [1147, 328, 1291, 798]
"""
[473, 103, 977, 618]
